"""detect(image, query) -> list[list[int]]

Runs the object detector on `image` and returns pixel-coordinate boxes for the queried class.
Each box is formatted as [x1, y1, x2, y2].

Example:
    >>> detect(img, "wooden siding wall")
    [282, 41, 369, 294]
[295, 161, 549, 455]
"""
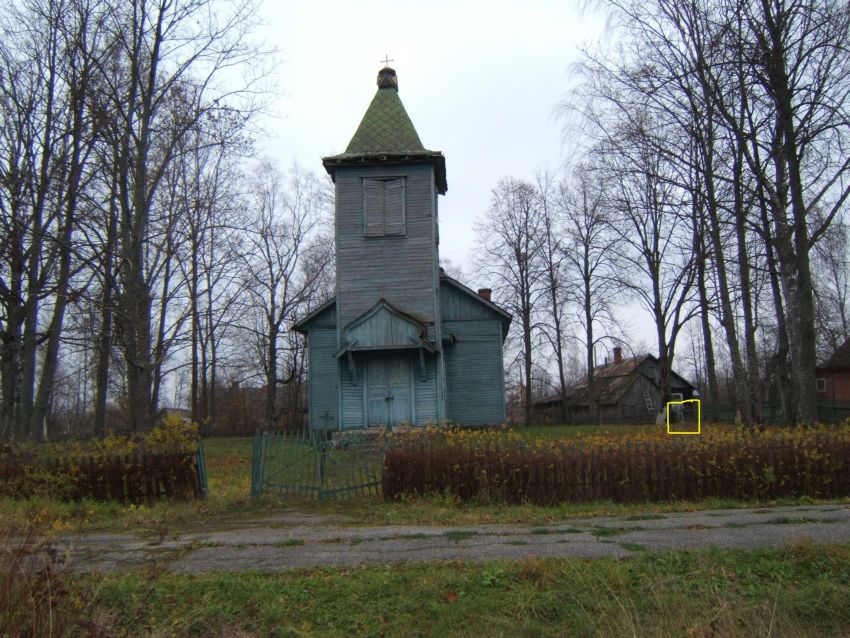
[444, 320, 505, 425]
[618, 375, 661, 419]
[337, 352, 439, 428]
[335, 164, 438, 329]
[440, 282, 497, 322]
[347, 305, 421, 347]
[636, 358, 693, 397]
[308, 329, 339, 429]
[307, 303, 336, 329]
[817, 370, 850, 401]
[414, 355, 438, 424]
[340, 359, 364, 428]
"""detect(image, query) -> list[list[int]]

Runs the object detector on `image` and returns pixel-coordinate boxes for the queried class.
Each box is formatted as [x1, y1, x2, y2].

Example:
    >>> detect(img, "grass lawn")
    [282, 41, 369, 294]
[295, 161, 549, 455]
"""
[39, 541, 850, 637]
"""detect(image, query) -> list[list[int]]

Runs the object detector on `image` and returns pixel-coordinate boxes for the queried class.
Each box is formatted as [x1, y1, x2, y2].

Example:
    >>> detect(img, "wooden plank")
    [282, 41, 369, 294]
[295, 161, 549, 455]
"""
[336, 165, 437, 328]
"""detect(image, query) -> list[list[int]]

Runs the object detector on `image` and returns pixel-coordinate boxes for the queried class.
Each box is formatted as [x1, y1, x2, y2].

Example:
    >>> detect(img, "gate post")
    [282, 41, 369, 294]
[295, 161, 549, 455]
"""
[196, 439, 209, 498]
[318, 442, 326, 501]
[251, 430, 264, 499]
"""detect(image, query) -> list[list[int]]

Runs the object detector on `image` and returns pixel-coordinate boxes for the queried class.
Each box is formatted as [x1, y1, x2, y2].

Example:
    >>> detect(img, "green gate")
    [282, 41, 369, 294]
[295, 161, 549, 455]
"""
[250, 430, 387, 500]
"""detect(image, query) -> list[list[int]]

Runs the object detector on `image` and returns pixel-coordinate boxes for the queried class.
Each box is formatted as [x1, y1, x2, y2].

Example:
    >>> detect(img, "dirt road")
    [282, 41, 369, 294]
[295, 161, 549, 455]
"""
[48, 503, 850, 574]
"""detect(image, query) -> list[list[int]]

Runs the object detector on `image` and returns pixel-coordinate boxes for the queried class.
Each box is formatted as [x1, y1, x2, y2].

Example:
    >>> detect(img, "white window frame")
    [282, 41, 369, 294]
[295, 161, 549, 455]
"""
[816, 378, 826, 393]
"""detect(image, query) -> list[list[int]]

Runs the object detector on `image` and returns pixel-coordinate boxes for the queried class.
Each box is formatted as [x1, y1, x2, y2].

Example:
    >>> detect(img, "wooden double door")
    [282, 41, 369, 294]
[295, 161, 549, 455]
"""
[366, 355, 412, 426]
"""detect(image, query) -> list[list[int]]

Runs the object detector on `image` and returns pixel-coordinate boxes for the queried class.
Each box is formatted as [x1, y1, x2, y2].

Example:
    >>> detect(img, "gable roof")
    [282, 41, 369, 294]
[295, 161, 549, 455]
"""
[553, 355, 649, 407]
[292, 276, 514, 337]
[342, 298, 428, 346]
[322, 67, 447, 194]
[439, 272, 512, 335]
[537, 353, 694, 407]
[819, 336, 850, 370]
[292, 297, 336, 334]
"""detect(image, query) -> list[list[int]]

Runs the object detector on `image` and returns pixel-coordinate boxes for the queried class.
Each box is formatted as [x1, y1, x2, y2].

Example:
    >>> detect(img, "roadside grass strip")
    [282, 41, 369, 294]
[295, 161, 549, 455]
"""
[54, 541, 850, 637]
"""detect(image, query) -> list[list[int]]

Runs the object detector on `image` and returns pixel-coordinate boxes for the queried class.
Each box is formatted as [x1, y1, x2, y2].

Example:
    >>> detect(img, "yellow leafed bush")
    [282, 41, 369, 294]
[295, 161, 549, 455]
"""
[0, 418, 203, 502]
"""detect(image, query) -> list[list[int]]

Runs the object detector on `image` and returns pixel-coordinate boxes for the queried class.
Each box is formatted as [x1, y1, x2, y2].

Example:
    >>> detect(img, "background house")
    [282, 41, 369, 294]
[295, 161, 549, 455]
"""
[537, 347, 695, 424]
[816, 337, 850, 401]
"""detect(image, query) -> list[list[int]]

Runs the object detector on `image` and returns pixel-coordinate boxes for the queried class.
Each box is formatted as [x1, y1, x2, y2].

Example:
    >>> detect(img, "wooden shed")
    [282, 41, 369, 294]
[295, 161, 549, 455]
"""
[536, 348, 695, 424]
[294, 67, 511, 430]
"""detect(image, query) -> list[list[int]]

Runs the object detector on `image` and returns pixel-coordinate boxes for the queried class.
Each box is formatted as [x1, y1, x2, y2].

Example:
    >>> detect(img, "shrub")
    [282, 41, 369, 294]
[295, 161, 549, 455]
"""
[0, 523, 109, 636]
[382, 425, 850, 505]
[0, 420, 204, 503]
[143, 416, 200, 452]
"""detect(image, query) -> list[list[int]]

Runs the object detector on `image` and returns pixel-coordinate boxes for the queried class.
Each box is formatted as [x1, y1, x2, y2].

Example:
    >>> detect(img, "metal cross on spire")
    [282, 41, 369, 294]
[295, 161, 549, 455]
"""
[381, 54, 394, 67]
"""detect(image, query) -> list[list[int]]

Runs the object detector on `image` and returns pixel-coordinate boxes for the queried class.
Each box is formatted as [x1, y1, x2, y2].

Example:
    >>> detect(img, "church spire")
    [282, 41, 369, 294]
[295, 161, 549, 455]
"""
[343, 67, 425, 155]
[324, 67, 447, 195]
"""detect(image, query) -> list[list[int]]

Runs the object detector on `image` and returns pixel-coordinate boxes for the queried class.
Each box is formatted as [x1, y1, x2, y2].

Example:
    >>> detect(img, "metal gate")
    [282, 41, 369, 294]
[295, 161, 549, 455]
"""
[250, 430, 387, 500]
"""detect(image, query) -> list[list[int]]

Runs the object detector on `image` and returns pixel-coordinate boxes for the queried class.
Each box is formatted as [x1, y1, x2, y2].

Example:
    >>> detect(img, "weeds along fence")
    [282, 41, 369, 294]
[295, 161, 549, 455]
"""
[0, 445, 208, 504]
[382, 427, 850, 505]
[251, 430, 385, 500]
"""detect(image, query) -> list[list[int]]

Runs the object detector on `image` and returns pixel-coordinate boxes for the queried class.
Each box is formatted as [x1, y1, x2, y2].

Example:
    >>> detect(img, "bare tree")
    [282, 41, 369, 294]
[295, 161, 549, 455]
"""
[599, 117, 699, 417]
[238, 162, 332, 429]
[685, 0, 850, 423]
[534, 171, 571, 422]
[165, 108, 249, 430]
[475, 177, 545, 426]
[96, 0, 265, 432]
[558, 165, 622, 421]
[813, 222, 850, 359]
[0, 0, 107, 440]
[573, 0, 850, 424]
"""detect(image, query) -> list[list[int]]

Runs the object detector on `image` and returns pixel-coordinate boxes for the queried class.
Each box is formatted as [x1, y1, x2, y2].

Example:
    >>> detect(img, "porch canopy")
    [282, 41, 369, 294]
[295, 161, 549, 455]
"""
[333, 299, 438, 382]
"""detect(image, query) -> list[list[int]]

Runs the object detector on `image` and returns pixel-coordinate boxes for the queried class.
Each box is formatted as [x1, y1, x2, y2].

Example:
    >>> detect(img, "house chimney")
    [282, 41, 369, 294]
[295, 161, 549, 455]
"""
[613, 346, 623, 364]
[478, 288, 492, 302]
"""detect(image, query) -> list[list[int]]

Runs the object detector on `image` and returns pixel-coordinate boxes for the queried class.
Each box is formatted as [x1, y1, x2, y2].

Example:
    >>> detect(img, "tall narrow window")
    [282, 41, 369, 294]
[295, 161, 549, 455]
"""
[363, 177, 405, 236]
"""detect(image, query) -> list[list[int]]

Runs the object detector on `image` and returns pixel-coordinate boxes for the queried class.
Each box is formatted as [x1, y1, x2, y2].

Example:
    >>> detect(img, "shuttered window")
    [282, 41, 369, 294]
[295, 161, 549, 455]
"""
[363, 177, 405, 236]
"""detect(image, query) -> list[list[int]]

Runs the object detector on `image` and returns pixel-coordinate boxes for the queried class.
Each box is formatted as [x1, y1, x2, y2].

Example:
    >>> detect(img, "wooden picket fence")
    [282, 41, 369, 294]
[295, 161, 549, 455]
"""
[251, 430, 385, 500]
[382, 428, 850, 505]
[0, 446, 208, 504]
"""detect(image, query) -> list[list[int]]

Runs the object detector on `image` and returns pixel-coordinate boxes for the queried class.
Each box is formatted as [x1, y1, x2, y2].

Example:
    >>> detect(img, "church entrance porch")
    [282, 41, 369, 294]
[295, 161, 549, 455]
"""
[366, 355, 412, 426]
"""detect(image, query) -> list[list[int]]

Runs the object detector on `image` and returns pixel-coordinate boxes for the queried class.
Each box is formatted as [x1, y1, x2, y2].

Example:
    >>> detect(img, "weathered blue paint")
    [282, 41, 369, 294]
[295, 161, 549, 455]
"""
[345, 300, 424, 349]
[335, 164, 438, 330]
[293, 68, 511, 429]
[443, 318, 507, 425]
[307, 329, 339, 430]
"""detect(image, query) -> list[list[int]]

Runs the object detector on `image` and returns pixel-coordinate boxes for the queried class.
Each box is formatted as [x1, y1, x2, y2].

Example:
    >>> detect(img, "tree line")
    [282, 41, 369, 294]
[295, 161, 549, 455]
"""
[3, 0, 847, 439]
[477, 0, 850, 427]
[0, 0, 332, 441]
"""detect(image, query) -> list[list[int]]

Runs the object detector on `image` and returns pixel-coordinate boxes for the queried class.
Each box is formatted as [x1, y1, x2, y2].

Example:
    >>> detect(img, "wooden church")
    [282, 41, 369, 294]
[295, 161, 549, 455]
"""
[294, 66, 511, 430]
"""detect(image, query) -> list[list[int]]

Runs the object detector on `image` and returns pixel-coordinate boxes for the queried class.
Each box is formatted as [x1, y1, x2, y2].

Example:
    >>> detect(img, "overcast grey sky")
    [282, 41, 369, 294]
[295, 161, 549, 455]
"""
[255, 0, 606, 277]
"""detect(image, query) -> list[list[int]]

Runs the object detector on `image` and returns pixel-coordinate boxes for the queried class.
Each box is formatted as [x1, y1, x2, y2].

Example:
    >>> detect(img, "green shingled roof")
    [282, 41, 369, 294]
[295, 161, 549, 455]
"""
[344, 68, 425, 154]
[324, 68, 447, 194]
